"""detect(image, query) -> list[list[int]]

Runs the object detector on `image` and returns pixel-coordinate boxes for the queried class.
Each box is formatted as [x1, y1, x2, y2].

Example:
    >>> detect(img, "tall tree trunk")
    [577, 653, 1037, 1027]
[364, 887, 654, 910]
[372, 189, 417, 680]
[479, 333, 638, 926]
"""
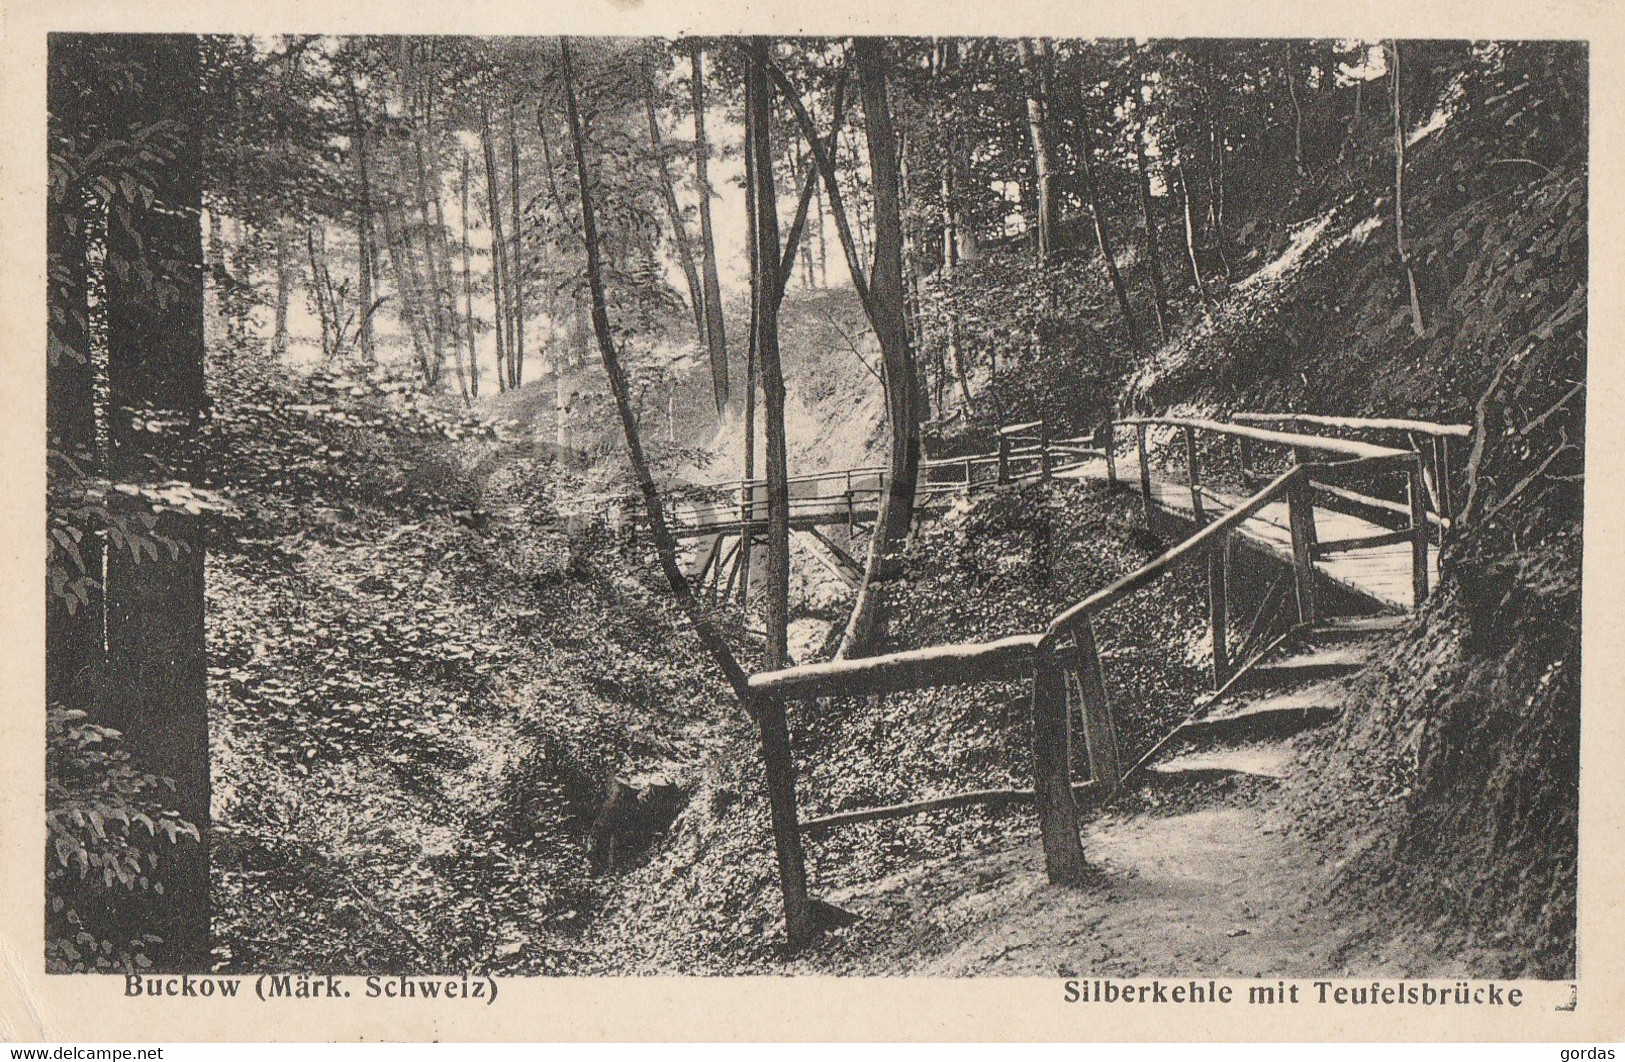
[1018, 38, 1059, 264]
[836, 38, 921, 660]
[348, 75, 376, 362]
[647, 81, 708, 351]
[559, 37, 815, 948]
[1285, 41, 1306, 175]
[947, 315, 974, 415]
[738, 104, 759, 608]
[1129, 45, 1171, 337]
[1390, 40, 1426, 336]
[460, 148, 479, 400]
[1177, 158, 1214, 312]
[1076, 101, 1142, 348]
[744, 43, 789, 665]
[813, 167, 829, 286]
[272, 225, 293, 355]
[100, 33, 209, 972]
[404, 42, 448, 386]
[379, 198, 430, 378]
[690, 48, 731, 414]
[480, 100, 514, 389]
[508, 99, 526, 388]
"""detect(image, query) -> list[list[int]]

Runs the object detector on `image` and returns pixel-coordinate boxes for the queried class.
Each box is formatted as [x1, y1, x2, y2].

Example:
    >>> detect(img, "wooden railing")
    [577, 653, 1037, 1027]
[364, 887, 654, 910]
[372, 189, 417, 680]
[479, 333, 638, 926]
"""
[748, 457, 1328, 930]
[667, 420, 1102, 535]
[1230, 412, 1469, 543]
[739, 409, 1465, 943]
[1108, 416, 1433, 609]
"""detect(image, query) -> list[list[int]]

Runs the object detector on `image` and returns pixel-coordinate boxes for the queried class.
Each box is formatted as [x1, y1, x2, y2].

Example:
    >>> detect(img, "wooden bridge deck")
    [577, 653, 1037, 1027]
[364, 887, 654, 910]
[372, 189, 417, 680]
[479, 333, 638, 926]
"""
[1058, 455, 1439, 613]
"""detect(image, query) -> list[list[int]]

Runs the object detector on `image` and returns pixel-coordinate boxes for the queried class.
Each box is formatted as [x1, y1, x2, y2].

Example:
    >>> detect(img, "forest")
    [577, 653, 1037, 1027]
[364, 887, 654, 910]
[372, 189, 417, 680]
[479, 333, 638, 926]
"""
[45, 34, 1585, 977]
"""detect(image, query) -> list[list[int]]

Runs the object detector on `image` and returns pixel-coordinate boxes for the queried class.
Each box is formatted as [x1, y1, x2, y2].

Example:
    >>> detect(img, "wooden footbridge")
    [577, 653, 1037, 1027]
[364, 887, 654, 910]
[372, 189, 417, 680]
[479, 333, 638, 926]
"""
[671, 420, 1100, 600]
[730, 411, 1471, 945]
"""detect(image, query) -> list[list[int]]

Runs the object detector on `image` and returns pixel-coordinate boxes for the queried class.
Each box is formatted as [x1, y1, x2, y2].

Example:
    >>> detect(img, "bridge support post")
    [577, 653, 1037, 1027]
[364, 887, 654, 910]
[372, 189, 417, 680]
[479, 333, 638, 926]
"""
[1136, 424, 1154, 527]
[1030, 652, 1088, 885]
[1208, 533, 1231, 689]
[1287, 470, 1318, 624]
[1434, 437, 1453, 541]
[1184, 424, 1205, 521]
[1102, 422, 1118, 488]
[1407, 458, 1431, 610]
[754, 693, 817, 948]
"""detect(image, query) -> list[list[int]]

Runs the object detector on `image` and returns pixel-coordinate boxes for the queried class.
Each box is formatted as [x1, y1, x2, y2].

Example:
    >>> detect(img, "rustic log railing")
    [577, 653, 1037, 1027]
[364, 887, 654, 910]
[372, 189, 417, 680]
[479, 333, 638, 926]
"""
[734, 410, 1461, 944]
[1230, 412, 1470, 543]
[666, 420, 1102, 537]
[747, 455, 1328, 937]
[1106, 416, 1433, 610]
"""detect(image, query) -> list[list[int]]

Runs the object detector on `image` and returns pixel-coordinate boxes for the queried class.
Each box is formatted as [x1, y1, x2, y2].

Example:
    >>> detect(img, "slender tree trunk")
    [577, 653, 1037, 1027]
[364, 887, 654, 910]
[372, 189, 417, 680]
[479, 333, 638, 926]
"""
[1177, 158, 1214, 313]
[461, 148, 479, 400]
[404, 42, 448, 386]
[508, 99, 525, 388]
[947, 314, 974, 415]
[348, 76, 376, 362]
[306, 224, 332, 358]
[1390, 40, 1426, 336]
[1205, 89, 1234, 279]
[1129, 46, 1171, 336]
[1284, 42, 1306, 175]
[380, 197, 430, 378]
[1133, 134, 1170, 339]
[480, 100, 513, 389]
[836, 38, 921, 660]
[1076, 102, 1141, 348]
[1019, 38, 1060, 264]
[737, 76, 762, 610]
[690, 48, 731, 414]
[272, 225, 293, 355]
[560, 37, 815, 948]
[813, 168, 829, 286]
[647, 82, 708, 350]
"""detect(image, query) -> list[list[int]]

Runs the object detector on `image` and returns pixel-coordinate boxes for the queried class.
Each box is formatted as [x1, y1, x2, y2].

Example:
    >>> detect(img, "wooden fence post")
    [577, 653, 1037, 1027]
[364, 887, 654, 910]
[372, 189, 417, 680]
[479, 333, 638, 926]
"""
[1407, 457, 1431, 609]
[1103, 422, 1118, 488]
[1070, 619, 1123, 792]
[997, 431, 1011, 485]
[1184, 424, 1205, 520]
[1434, 436, 1453, 538]
[1136, 424, 1154, 527]
[1029, 652, 1088, 885]
[754, 693, 817, 947]
[1208, 532, 1231, 689]
[1286, 469, 1318, 624]
[1040, 421, 1052, 479]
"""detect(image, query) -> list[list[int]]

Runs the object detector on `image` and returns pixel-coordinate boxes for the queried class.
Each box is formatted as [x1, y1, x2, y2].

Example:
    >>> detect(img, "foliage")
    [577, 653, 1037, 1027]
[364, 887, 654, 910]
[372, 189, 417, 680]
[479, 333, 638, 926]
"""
[45, 707, 201, 973]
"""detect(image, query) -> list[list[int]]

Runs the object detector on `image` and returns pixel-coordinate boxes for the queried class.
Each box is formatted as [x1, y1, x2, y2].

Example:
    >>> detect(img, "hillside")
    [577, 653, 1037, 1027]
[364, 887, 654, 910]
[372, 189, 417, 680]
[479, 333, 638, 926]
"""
[592, 48, 1584, 978]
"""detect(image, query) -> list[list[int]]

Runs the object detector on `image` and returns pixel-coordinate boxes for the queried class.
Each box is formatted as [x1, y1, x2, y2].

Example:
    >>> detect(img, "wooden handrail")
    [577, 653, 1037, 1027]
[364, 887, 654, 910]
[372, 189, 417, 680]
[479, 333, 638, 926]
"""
[999, 419, 1045, 435]
[1233, 411, 1472, 439]
[1116, 416, 1408, 461]
[749, 632, 1043, 699]
[1043, 466, 1304, 645]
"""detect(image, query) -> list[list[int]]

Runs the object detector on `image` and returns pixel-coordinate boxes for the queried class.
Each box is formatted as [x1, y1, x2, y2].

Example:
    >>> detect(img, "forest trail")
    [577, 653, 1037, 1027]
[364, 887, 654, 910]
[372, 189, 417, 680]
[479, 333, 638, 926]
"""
[814, 618, 1432, 978]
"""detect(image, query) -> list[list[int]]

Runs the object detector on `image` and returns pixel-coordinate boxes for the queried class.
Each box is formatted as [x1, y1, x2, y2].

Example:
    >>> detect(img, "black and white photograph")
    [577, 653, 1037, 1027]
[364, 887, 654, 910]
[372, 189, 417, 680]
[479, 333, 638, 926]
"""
[10, 6, 1612, 1042]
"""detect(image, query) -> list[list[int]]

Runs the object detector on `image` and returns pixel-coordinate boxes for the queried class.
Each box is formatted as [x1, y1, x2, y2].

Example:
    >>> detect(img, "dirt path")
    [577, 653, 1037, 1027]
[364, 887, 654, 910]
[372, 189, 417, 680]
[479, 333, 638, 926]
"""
[806, 627, 1474, 978]
[815, 765, 1361, 977]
